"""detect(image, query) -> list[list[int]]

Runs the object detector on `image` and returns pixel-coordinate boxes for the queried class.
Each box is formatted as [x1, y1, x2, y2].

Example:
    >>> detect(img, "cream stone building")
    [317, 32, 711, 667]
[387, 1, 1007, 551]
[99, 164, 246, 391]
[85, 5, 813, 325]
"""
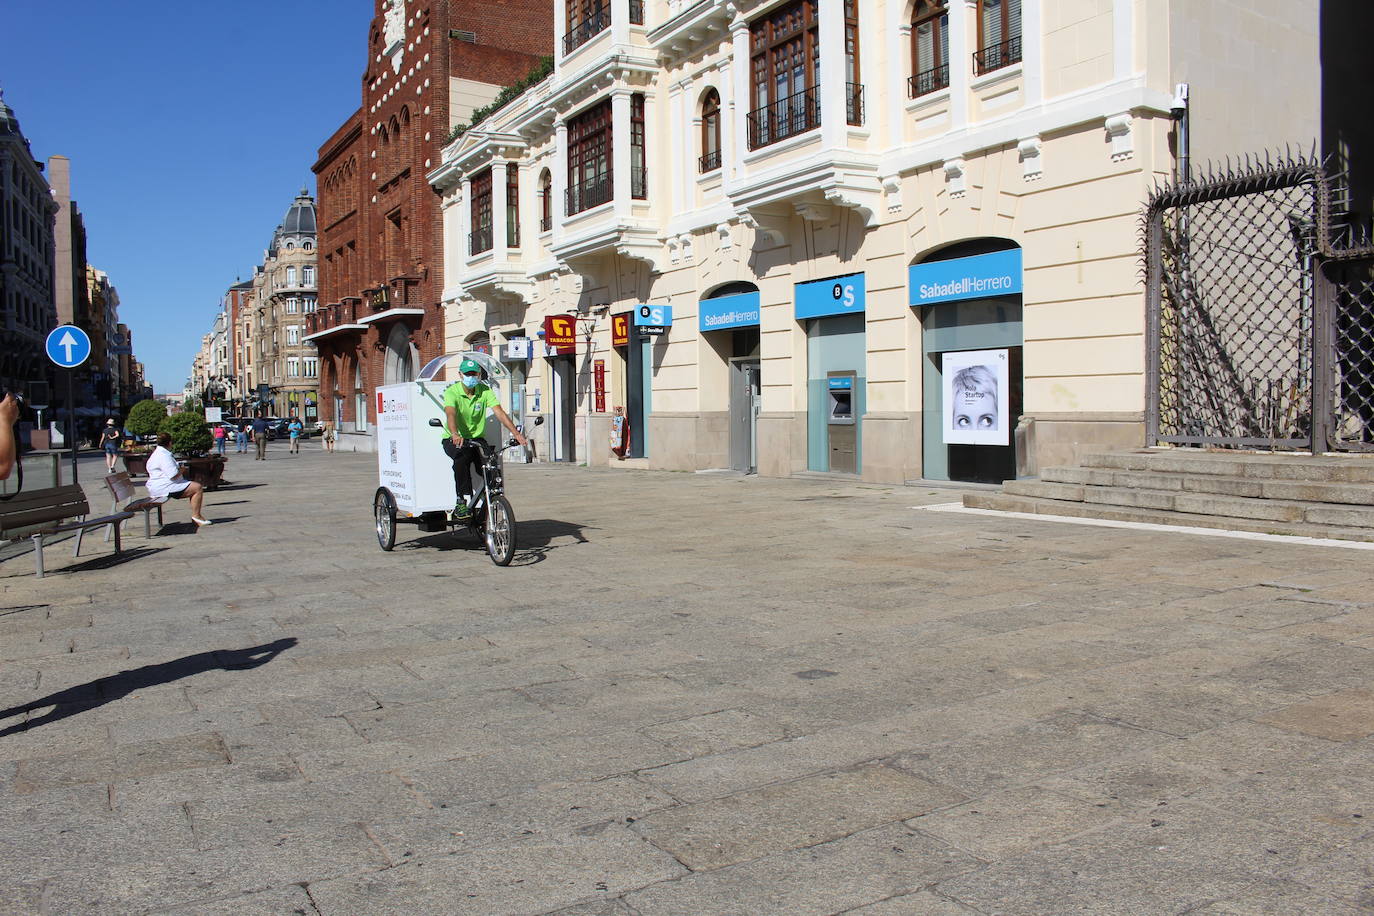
[428, 0, 1323, 483]
[243, 190, 320, 420]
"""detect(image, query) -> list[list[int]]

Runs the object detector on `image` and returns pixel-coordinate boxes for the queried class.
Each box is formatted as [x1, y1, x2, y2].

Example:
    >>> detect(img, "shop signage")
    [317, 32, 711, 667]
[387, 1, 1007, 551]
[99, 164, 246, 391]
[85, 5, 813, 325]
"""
[633, 304, 672, 334]
[699, 291, 761, 331]
[612, 312, 630, 347]
[908, 249, 1023, 307]
[795, 273, 865, 320]
[594, 359, 606, 413]
[505, 338, 531, 360]
[543, 314, 576, 354]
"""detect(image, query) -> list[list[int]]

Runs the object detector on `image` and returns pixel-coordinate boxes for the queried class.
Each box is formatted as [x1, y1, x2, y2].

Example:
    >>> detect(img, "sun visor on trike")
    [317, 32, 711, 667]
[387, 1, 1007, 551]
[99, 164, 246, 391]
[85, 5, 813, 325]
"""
[417, 350, 510, 387]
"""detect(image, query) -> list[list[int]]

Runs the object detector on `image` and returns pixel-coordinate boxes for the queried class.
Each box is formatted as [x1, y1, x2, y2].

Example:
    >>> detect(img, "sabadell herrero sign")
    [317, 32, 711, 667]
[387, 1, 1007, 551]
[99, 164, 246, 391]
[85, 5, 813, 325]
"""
[908, 249, 1023, 307]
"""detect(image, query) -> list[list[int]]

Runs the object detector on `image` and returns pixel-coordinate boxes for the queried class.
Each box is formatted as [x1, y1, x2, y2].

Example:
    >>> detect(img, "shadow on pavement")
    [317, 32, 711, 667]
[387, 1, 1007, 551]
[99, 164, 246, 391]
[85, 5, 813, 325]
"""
[400, 518, 591, 560]
[156, 517, 240, 536]
[0, 638, 298, 737]
[212, 483, 266, 492]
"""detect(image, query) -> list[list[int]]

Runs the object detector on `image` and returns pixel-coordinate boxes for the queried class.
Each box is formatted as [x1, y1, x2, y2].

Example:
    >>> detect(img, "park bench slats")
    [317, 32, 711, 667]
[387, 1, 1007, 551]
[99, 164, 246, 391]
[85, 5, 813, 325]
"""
[0, 484, 136, 578]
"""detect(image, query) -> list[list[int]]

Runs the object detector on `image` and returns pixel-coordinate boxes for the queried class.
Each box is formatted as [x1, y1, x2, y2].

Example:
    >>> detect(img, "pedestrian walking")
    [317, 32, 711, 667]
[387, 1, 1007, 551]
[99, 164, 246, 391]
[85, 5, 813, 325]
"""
[287, 415, 303, 454]
[235, 422, 249, 453]
[322, 420, 336, 453]
[212, 423, 228, 456]
[251, 415, 269, 460]
[99, 418, 121, 473]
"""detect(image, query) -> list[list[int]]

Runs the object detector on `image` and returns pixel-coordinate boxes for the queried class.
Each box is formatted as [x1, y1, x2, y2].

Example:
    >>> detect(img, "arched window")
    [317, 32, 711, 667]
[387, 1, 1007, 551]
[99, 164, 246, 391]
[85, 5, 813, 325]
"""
[911, 0, 950, 97]
[699, 89, 721, 173]
[539, 169, 552, 232]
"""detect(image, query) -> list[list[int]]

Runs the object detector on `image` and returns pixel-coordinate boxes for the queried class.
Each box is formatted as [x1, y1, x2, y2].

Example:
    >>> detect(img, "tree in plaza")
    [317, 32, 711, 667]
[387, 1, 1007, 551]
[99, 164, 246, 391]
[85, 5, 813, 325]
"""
[182, 396, 204, 417]
[126, 399, 167, 439]
[158, 411, 214, 457]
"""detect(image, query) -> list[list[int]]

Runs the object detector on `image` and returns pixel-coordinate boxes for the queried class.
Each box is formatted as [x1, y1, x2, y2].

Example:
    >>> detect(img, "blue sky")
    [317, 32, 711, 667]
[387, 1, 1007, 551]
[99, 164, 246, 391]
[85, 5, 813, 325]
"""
[4, 1, 373, 394]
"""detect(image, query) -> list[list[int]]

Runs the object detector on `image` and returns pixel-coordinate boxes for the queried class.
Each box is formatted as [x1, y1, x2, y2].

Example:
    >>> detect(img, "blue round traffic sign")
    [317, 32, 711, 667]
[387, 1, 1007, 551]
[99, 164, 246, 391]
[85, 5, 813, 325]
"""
[46, 325, 92, 369]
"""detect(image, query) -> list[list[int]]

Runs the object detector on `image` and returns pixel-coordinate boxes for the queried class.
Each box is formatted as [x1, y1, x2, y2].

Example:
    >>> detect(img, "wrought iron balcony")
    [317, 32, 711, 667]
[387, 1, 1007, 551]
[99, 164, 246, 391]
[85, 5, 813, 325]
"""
[846, 82, 864, 126]
[563, 9, 610, 54]
[908, 63, 950, 98]
[699, 149, 722, 173]
[566, 173, 613, 215]
[469, 225, 493, 255]
[973, 35, 1022, 76]
[746, 85, 821, 150]
[540, 214, 552, 233]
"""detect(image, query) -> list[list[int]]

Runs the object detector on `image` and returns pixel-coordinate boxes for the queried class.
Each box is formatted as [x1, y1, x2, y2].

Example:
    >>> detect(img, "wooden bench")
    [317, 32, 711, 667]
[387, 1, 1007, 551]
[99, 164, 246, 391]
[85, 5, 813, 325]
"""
[0, 485, 136, 578]
[102, 471, 163, 540]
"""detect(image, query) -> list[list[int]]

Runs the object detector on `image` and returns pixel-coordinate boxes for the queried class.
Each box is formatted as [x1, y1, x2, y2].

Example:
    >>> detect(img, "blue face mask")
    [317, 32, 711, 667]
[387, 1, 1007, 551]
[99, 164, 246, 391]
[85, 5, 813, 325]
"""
[461, 375, 480, 390]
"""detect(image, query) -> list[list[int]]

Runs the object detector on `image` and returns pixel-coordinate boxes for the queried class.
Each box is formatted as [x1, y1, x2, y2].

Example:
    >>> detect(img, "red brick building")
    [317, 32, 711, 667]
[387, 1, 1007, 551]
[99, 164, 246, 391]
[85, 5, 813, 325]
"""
[309, 0, 552, 449]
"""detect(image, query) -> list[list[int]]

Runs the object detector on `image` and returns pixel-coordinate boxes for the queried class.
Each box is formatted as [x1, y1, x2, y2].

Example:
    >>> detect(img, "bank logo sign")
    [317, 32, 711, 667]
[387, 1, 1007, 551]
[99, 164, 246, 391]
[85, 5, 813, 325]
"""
[908, 249, 1023, 307]
[699, 291, 761, 331]
[634, 304, 673, 330]
[795, 273, 865, 320]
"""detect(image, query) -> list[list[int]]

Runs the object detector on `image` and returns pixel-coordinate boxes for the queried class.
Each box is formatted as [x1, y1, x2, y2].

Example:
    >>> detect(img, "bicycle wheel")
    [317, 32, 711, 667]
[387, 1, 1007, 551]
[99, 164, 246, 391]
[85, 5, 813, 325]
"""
[484, 495, 516, 566]
[374, 488, 397, 551]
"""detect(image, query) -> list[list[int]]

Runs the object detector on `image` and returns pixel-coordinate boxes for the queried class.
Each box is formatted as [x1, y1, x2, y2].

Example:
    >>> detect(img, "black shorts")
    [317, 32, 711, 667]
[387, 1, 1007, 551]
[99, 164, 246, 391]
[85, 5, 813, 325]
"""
[169, 484, 192, 499]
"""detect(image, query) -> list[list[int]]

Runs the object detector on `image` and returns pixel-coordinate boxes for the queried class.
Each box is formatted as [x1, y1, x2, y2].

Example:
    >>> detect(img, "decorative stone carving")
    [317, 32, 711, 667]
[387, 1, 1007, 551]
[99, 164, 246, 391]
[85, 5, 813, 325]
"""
[716, 222, 733, 250]
[943, 158, 967, 199]
[1018, 136, 1043, 181]
[882, 175, 902, 214]
[677, 233, 694, 262]
[1105, 113, 1133, 162]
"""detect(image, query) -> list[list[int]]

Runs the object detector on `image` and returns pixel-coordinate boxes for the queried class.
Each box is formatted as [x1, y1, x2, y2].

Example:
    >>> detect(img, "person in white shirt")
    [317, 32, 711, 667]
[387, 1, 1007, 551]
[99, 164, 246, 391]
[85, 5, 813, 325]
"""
[145, 432, 211, 526]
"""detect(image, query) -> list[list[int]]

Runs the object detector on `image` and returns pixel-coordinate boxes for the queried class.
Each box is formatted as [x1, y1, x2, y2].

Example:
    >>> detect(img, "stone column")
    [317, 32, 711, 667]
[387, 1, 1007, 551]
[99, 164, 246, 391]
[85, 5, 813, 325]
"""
[819, 0, 846, 147]
[730, 16, 751, 161]
[553, 120, 568, 241]
[612, 88, 633, 217]
[949, 0, 972, 131]
[1022, 0, 1042, 107]
[492, 160, 508, 261]
[1113, 0, 1133, 80]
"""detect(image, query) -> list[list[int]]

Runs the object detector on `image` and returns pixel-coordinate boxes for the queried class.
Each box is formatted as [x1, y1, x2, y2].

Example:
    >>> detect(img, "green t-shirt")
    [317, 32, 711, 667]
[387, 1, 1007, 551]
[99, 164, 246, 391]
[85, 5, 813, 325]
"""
[441, 381, 499, 439]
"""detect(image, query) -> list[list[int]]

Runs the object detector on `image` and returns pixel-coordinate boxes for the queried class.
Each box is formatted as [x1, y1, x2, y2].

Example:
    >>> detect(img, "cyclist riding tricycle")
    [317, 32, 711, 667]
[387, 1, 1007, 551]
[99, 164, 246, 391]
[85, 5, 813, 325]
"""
[372, 351, 541, 566]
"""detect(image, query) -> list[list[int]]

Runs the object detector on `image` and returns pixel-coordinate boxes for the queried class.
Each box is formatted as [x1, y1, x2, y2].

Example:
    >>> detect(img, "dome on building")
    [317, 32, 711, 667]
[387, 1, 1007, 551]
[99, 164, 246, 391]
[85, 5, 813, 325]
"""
[281, 187, 316, 237]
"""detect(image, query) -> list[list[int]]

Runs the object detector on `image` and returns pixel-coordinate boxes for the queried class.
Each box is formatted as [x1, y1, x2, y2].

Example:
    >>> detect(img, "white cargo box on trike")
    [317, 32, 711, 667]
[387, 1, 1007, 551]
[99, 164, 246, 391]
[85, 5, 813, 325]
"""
[372, 351, 530, 565]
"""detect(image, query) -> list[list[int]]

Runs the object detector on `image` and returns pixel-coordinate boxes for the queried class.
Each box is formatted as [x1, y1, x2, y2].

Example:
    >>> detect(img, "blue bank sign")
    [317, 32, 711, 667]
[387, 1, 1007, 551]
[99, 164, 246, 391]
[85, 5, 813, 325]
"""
[908, 249, 1023, 307]
[795, 273, 865, 320]
[699, 291, 761, 331]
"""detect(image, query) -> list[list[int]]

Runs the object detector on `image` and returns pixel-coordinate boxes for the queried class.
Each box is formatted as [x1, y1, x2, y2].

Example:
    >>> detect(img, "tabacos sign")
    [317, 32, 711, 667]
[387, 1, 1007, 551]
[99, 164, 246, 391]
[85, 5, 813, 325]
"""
[543, 314, 576, 354]
[612, 312, 630, 347]
[908, 249, 1023, 307]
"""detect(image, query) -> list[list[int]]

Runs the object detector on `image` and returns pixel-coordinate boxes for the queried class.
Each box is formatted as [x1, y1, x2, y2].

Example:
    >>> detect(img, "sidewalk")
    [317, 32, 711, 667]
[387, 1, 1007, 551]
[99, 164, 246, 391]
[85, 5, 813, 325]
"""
[1, 442, 1372, 914]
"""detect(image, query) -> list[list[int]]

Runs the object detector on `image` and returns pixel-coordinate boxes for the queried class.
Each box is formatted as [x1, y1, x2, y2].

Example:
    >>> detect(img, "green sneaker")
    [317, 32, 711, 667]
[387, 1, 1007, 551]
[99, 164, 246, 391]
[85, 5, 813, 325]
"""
[453, 502, 471, 520]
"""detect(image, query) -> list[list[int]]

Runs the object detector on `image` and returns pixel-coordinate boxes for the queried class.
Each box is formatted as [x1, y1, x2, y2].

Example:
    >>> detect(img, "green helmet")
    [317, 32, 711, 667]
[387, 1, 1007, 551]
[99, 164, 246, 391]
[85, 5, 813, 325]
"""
[458, 358, 481, 375]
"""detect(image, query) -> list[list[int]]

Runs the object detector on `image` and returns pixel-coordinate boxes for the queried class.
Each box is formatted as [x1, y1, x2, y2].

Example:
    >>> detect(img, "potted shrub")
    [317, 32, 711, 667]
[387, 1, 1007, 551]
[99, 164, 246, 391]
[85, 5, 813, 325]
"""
[158, 411, 226, 490]
[120, 399, 167, 476]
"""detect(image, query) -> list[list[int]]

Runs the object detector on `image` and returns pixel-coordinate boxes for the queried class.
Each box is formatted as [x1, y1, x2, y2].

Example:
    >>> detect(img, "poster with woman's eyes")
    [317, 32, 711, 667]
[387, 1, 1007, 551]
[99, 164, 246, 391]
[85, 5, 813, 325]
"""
[942, 348, 1009, 446]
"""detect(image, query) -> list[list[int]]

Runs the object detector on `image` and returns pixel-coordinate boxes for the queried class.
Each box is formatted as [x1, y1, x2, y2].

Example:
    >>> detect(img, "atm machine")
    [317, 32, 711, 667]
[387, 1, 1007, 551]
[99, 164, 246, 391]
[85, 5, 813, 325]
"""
[826, 370, 857, 473]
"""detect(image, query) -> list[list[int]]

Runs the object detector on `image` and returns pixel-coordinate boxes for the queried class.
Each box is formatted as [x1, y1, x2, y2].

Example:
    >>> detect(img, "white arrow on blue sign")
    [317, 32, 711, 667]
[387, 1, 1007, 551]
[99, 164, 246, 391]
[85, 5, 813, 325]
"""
[45, 325, 92, 369]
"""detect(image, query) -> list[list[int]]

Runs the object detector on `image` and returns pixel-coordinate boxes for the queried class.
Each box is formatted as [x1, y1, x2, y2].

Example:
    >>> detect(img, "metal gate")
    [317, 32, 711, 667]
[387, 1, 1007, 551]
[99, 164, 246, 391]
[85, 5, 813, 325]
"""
[1146, 156, 1374, 452]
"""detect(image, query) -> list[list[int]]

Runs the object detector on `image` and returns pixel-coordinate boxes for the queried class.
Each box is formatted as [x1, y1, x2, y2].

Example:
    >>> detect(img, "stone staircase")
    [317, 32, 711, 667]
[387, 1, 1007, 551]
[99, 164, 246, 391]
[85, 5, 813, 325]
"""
[963, 449, 1374, 542]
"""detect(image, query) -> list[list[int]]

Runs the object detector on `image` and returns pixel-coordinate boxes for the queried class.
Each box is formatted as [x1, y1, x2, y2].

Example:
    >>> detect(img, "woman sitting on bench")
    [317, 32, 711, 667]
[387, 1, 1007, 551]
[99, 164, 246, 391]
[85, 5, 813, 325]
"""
[146, 432, 212, 526]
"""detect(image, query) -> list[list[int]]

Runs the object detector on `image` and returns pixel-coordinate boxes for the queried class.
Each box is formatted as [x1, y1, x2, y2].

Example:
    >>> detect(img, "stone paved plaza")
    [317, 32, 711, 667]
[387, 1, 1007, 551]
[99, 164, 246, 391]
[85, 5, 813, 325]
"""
[2, 440, 1373, 914]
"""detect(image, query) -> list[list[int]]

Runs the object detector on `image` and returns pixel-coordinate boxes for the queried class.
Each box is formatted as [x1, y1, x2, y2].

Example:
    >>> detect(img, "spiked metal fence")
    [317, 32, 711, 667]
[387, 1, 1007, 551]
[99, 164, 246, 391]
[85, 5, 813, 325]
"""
[1145, 153, 1374, 452]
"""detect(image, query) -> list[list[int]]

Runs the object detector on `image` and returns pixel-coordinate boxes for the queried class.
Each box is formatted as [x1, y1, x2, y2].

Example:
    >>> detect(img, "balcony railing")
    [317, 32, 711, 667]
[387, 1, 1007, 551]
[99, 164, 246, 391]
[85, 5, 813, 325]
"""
[507, 221, 520, 249]
[629, 0, 644, 24]
[566, 172, 613, 215]
[746, 85, 820, 150]
[908, 63, 950, 98]
[563, 8, 610, 54]
[469, 225, 493, 255]
[631, 165, 647, 200]
[846, 82, 864, 126]
[540, 214, 552, 233]
[973, 34, 1022, 76]
[699, 149, 721, 173]
[305, 300, 359, 335]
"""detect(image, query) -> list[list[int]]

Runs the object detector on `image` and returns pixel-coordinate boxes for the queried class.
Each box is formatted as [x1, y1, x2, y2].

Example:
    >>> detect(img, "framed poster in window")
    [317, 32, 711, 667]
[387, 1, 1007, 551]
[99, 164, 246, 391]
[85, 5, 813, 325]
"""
[942, 348, 1008, 445]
